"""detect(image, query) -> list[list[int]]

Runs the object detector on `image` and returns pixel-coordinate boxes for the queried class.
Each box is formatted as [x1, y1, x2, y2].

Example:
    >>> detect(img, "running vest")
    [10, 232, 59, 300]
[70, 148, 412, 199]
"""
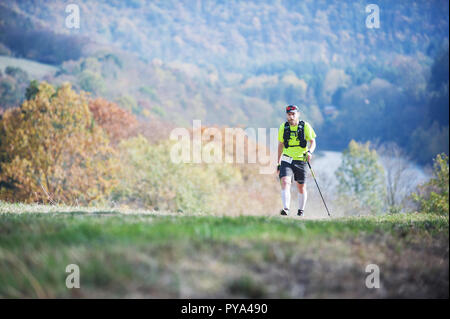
[283, 121, 307, 149]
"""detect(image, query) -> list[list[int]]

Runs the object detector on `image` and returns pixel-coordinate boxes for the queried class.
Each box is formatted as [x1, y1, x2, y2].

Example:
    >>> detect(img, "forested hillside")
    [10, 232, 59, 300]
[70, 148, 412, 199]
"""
[0, 0, 448, 164]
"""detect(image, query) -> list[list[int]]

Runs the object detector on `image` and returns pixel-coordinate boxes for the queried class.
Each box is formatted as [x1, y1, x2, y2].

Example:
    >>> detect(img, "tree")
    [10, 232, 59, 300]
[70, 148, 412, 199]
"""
[5, 66, 29, 83]
[25, 80, 39, 100]
[77, 70, 106, 95]
[0, 82, 119, 205]
[412, 153, 449, 215]
[0, 67, 30, 109]
[336, 140, 386, 215]
[88, 98, 138, 145]
[377, 142, 418, 213]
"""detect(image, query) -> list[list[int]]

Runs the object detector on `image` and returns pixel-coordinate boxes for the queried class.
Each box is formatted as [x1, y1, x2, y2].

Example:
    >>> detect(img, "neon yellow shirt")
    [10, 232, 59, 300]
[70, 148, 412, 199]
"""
[278, 121, 317, 161]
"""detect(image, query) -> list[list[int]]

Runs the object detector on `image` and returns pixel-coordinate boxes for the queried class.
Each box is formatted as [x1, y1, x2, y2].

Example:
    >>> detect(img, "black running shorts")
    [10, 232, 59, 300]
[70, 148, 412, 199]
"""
[279, 160, 307, 184]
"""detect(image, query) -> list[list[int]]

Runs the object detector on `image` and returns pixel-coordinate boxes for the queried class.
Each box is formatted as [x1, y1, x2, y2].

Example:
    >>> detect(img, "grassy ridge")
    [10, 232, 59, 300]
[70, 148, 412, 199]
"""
[0, 56, 58, 79]
[0, 202, 448, 298]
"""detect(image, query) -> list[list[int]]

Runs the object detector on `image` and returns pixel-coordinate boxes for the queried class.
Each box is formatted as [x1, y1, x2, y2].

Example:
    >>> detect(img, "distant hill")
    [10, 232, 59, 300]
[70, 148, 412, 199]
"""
[0, 0, 448, 164]
[2, 0, 448, 70]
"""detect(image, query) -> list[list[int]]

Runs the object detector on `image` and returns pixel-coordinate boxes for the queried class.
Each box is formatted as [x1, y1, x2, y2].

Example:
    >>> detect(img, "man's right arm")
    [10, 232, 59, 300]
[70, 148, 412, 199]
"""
[277, 125, 284, 171]
[277, 142, 283, 165]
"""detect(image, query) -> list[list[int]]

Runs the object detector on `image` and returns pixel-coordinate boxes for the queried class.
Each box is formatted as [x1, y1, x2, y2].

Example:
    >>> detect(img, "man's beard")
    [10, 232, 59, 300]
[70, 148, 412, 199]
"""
[288, 118, 298, 125]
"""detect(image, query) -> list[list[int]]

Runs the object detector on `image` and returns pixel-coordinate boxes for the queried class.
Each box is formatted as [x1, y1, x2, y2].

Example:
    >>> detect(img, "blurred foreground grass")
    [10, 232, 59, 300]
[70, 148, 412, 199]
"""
[0, 201, 448, 298]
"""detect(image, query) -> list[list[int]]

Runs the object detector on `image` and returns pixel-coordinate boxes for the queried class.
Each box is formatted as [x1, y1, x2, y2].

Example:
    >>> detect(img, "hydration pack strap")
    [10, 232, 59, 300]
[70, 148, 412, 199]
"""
[283, 121, 307, 148]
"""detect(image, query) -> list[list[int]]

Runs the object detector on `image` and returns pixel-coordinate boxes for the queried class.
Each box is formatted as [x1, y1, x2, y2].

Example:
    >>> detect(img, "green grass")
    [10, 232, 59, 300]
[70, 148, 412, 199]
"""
[0, 201, 448, 298]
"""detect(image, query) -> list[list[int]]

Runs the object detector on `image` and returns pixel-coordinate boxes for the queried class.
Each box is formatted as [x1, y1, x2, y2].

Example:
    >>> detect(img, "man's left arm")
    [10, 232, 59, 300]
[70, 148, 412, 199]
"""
[307, 139, 316, 162]
[305, 122, 317, 162]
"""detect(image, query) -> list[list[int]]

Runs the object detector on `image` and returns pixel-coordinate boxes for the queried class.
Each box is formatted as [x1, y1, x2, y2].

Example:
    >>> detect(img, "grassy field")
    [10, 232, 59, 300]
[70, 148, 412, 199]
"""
[0, 201, 448, 298]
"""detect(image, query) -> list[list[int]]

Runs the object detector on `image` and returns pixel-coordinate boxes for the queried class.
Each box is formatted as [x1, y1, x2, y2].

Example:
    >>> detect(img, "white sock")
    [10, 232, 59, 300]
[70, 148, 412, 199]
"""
[281, 189, 291, 210]
[298, 190, 307, 211]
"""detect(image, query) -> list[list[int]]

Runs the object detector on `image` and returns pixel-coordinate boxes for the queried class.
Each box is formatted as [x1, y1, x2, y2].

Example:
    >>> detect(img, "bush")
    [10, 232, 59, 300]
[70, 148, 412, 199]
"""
[111, 135, 242, 213]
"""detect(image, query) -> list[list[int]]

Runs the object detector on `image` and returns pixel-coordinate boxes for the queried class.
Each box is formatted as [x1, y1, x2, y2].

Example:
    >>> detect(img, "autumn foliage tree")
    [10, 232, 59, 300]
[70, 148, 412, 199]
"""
[88, 97, 138, 144]
[0, 82, 119, 205]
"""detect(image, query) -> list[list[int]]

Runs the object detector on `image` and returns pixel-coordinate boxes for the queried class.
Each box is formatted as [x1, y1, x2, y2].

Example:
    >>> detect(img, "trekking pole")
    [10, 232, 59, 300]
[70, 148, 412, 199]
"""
[304, 153, 331, 217]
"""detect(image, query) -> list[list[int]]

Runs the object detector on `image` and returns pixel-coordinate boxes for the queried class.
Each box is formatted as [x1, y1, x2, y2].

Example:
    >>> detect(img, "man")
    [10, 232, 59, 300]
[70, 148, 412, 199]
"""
[277, 105, 317, 216]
